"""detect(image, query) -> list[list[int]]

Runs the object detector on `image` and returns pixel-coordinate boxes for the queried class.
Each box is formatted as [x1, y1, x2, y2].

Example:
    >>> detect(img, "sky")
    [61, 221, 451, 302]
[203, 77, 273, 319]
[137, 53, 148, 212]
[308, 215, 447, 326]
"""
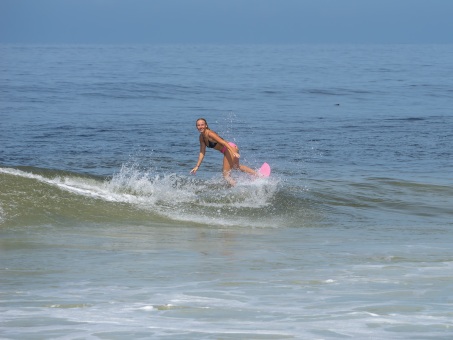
[1, 0, 452, 44]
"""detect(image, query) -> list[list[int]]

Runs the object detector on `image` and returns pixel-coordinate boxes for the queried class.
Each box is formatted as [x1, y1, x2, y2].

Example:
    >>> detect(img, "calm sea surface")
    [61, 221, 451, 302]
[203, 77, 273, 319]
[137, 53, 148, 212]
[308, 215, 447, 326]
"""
[1, 44, 453, 339]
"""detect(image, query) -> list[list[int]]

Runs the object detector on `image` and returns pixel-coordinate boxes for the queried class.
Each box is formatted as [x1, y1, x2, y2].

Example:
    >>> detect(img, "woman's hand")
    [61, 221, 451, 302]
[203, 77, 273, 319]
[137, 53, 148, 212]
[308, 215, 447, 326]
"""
[190, 166, 199, 174]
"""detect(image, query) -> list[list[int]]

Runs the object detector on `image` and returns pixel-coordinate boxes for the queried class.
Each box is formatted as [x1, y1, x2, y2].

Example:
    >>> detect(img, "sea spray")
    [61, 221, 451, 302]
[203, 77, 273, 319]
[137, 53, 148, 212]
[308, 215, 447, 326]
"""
[105, 162, 281, 227]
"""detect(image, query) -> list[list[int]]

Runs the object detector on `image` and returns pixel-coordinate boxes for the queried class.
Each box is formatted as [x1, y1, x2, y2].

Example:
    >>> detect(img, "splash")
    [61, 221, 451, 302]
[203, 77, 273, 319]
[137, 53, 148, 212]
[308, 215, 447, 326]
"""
[105, 163, 280, 226]
[106, 163, 199, 207]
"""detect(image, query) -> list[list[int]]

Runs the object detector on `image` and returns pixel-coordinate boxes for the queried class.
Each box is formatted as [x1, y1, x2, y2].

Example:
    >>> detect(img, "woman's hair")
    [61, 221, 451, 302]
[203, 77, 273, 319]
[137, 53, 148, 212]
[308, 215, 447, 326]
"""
[196, 117, 209, 129]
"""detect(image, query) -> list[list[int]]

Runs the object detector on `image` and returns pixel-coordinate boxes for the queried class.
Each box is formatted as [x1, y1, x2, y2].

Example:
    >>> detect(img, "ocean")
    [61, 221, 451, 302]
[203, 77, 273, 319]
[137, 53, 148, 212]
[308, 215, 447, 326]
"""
[1, 44, 452, 339]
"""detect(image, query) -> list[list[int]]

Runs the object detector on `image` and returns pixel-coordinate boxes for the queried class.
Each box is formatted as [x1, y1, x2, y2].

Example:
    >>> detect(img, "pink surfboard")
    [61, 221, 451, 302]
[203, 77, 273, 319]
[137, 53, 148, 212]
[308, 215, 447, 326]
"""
[259, 162, 271, 177]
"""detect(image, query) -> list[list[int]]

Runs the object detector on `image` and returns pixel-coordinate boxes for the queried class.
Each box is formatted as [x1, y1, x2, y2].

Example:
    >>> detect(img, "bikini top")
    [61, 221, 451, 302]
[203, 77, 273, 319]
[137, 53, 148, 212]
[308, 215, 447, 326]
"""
[204, 131, 219, 148]
[206, 140, 217, 148]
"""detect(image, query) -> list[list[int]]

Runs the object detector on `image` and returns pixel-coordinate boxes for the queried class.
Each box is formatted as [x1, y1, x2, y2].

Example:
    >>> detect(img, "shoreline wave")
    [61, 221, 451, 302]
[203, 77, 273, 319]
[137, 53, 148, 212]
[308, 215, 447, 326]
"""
[2, 165, 452, 229]
[0, 165, 288, 228]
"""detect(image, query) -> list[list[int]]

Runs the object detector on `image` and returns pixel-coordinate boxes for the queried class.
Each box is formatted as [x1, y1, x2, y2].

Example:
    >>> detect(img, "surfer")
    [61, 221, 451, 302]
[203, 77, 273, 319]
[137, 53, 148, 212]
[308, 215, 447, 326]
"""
[190, 118, 258, 186]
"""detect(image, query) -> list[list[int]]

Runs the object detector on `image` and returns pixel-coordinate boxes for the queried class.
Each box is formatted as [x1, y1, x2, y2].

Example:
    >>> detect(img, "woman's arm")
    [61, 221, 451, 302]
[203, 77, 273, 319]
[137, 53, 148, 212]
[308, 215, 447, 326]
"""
[190, 135, 207, 174]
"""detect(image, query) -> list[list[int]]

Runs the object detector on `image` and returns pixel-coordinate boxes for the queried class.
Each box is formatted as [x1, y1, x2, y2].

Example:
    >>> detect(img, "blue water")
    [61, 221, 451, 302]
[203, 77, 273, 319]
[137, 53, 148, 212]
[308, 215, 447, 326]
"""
[1, 44, 453, 339]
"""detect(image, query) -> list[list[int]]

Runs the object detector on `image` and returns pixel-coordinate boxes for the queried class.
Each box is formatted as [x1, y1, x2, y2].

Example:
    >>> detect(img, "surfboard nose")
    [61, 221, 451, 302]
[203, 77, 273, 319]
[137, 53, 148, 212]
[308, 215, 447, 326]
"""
[259, 162, 271, 177]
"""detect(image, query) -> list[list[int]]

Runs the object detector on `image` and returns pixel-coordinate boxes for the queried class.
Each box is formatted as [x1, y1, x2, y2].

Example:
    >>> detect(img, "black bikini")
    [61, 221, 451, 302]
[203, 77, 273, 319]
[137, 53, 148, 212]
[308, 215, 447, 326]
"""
[207, 140, 217, 148]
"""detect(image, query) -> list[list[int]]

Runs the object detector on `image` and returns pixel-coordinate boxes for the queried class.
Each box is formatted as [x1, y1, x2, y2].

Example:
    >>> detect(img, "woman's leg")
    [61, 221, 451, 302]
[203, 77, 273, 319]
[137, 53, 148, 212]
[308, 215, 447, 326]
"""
[232, 145, 257, 175]
[239, 164, 257, 175]
[222, 152, 236, 186]
[222, 145, 258, 185]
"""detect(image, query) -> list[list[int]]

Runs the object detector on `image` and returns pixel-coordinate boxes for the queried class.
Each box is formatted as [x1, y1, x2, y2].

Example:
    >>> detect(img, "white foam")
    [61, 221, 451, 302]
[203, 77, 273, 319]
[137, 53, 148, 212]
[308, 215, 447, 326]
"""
[0, 167, 135, 203]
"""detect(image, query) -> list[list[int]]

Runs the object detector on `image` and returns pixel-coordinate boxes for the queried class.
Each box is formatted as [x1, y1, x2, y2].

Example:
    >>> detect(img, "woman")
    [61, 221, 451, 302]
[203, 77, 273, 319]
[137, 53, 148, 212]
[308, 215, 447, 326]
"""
[190, 118, 257, 186]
